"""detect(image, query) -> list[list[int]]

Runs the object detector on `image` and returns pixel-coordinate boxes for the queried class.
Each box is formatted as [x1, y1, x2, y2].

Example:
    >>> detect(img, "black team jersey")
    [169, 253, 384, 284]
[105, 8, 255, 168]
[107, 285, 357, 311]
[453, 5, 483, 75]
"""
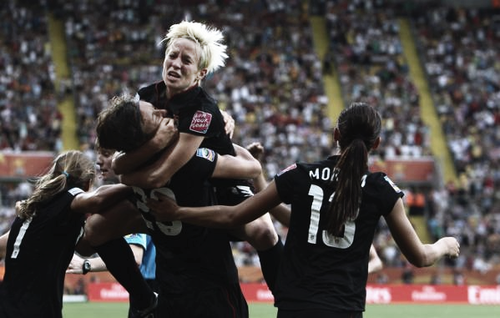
[138, 82, 251, 195]
[138, 81, 233, 156]
[0, 188, 85, 318]
[129, 148, 247, 316]
[273, 156, 403, 313]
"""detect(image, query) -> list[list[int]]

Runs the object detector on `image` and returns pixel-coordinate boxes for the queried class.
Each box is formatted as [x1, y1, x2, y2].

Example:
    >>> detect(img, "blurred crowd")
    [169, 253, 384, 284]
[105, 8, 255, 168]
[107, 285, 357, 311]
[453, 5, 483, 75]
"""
[0, 0, 499, 279]
[0, 1, 62, 152]
[413, 4, 500, 274]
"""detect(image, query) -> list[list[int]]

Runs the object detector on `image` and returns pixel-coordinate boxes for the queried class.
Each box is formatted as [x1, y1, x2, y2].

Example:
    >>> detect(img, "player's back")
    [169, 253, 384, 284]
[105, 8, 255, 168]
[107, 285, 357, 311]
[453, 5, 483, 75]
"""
[0, 188, 85, 318]
[272, 157, 403, 312]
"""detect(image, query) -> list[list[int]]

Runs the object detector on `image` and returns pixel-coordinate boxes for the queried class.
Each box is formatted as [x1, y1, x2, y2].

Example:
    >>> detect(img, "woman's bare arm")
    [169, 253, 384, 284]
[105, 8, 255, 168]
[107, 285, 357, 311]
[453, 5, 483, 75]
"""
[70, 184, 133, 214]
[147, 181, 282, 228]
[113, 117, 178, 175]
[212, 144, 261, 180]
[120, 133, 203, 189]
[384, 198, 460, 267]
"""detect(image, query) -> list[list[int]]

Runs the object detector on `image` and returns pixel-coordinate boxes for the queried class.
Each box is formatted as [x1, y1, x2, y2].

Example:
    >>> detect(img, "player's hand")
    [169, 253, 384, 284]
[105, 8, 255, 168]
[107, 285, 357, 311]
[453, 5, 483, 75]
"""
[221, 110, 235, 139]
[440, 237, 460, 259]
[246, 142, 265, 161]
[152, 118, 179, 150]
[66, 254, 85, 274]
[147, 193, 179, 222]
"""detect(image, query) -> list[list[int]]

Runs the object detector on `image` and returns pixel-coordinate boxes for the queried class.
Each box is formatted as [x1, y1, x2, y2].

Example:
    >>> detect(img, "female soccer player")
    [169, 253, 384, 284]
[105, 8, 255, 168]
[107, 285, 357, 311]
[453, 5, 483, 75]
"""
[0, 151, 133, 318]
[147, 102, 460, 318]
[101, 20, 283, 294]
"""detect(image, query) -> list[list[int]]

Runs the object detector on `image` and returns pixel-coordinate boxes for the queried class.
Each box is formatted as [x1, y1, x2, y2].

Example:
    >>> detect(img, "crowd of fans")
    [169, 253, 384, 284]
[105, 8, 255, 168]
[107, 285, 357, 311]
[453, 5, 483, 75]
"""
[0, 0, 499, 280]
[412, 4, 500, 274]
[0, 1, 63, 153]
[324, 0, 430, 160]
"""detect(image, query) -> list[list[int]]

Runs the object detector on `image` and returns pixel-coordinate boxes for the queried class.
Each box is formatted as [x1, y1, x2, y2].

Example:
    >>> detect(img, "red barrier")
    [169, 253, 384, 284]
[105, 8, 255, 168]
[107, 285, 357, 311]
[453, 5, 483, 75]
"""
[0, 151, 54, 179]
[85, 282, 274, 303]
[85, 282, 500, 305]
[240, 282, 274, 303]
[87, 282, 129, 302]
[366, 284, 500, 305]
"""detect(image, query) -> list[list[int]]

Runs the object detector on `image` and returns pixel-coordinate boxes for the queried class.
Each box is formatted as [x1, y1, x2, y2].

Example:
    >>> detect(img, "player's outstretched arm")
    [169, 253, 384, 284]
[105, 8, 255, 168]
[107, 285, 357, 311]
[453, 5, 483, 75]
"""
[71, 184, 133, 215]
[147, 181, 282, 228]
[212, 144, 261, 180]
[384, 198, 460, 267]
[120, 133, 203, 189]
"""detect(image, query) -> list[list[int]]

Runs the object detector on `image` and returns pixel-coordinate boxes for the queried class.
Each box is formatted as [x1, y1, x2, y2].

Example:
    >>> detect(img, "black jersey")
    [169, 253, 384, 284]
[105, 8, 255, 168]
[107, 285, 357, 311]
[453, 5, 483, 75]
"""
[0, 188, 85, 318]
[273, 156, 403, 313]
[138, 81, 251, 199]
[129, 148, 240, 294]
[138, 81, 233, 155]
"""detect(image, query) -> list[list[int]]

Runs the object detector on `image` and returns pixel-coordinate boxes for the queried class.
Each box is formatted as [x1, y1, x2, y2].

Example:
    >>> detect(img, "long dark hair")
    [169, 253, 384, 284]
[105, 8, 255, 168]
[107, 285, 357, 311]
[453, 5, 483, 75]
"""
[326, 102, 382, 236]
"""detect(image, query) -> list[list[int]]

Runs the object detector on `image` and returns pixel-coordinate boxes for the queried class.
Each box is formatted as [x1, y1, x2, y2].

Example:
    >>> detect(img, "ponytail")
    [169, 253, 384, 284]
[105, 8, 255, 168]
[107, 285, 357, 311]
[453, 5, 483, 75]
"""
[16, 151, 95, 220]
[327, 139, 367, 235]
[18, 174, 68, 219]
[325, 102, 381, 236]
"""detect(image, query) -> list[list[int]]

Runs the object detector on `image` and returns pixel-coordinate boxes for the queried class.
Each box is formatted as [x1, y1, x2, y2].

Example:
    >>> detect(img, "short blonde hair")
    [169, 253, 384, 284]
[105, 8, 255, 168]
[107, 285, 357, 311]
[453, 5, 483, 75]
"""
[162, 20, 228, 74]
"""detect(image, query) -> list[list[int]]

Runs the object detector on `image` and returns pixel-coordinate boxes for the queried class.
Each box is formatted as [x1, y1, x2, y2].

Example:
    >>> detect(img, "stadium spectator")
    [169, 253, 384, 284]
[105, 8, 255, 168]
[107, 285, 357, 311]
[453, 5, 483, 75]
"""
[0, 1, 62, 151]
[413, 5, 500, 272]
[325, 1, 431, 160]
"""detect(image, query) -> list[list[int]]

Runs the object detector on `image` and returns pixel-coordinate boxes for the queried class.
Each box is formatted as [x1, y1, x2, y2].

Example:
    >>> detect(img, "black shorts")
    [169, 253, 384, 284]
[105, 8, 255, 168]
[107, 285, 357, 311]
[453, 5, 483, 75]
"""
[278, 309, 362, 318]
[157, 283, 248, 318]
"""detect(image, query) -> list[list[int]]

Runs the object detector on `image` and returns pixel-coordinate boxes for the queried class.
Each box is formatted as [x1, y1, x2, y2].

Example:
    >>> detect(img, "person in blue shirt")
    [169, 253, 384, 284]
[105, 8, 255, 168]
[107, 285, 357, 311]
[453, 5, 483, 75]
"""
[68, 233, 157, 292]
[124, 234, 156, 291]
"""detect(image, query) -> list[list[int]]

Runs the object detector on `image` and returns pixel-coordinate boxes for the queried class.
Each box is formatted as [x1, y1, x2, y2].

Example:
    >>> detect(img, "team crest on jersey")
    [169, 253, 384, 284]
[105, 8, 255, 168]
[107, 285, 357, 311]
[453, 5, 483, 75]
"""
[189, 111, 212, 134]
[196, 148, 216, 162]
[277, 163, 297, 176]
[384, 175, 402, 193]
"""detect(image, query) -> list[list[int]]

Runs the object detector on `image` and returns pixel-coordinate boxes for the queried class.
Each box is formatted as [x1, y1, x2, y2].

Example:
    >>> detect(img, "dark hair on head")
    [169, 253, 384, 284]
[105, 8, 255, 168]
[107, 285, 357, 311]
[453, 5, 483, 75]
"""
[96, 95, 151, 152]
[94, 137, 116, 155]
[17, 150, 96, 219]
[326, 102, 382, 236]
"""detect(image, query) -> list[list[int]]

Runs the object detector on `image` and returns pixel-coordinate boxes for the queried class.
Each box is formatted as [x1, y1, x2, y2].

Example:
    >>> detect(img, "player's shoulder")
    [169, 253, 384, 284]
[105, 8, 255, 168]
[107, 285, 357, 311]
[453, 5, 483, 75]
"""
[365, 171, 404, 196]
[196, 86, 217, 104]
[138, 81, 164, 101]
[275, 158, 335, 181]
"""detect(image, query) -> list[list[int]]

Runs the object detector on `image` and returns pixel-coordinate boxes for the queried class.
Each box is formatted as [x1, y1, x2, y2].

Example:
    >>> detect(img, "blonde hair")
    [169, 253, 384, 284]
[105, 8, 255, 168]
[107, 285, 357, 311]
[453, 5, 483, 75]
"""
[162, 20, 228, 74]
[17, 150, 96, 219]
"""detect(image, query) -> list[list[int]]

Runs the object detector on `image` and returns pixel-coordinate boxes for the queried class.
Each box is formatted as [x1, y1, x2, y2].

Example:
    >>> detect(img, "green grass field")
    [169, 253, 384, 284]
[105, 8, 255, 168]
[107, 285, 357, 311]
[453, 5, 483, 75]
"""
[62, 302, 500, 318]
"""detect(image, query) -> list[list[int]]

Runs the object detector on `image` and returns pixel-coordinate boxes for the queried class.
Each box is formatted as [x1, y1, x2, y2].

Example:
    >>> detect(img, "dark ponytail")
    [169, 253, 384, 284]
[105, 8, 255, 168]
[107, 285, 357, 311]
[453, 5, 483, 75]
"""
[326, 102, 381, 236]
